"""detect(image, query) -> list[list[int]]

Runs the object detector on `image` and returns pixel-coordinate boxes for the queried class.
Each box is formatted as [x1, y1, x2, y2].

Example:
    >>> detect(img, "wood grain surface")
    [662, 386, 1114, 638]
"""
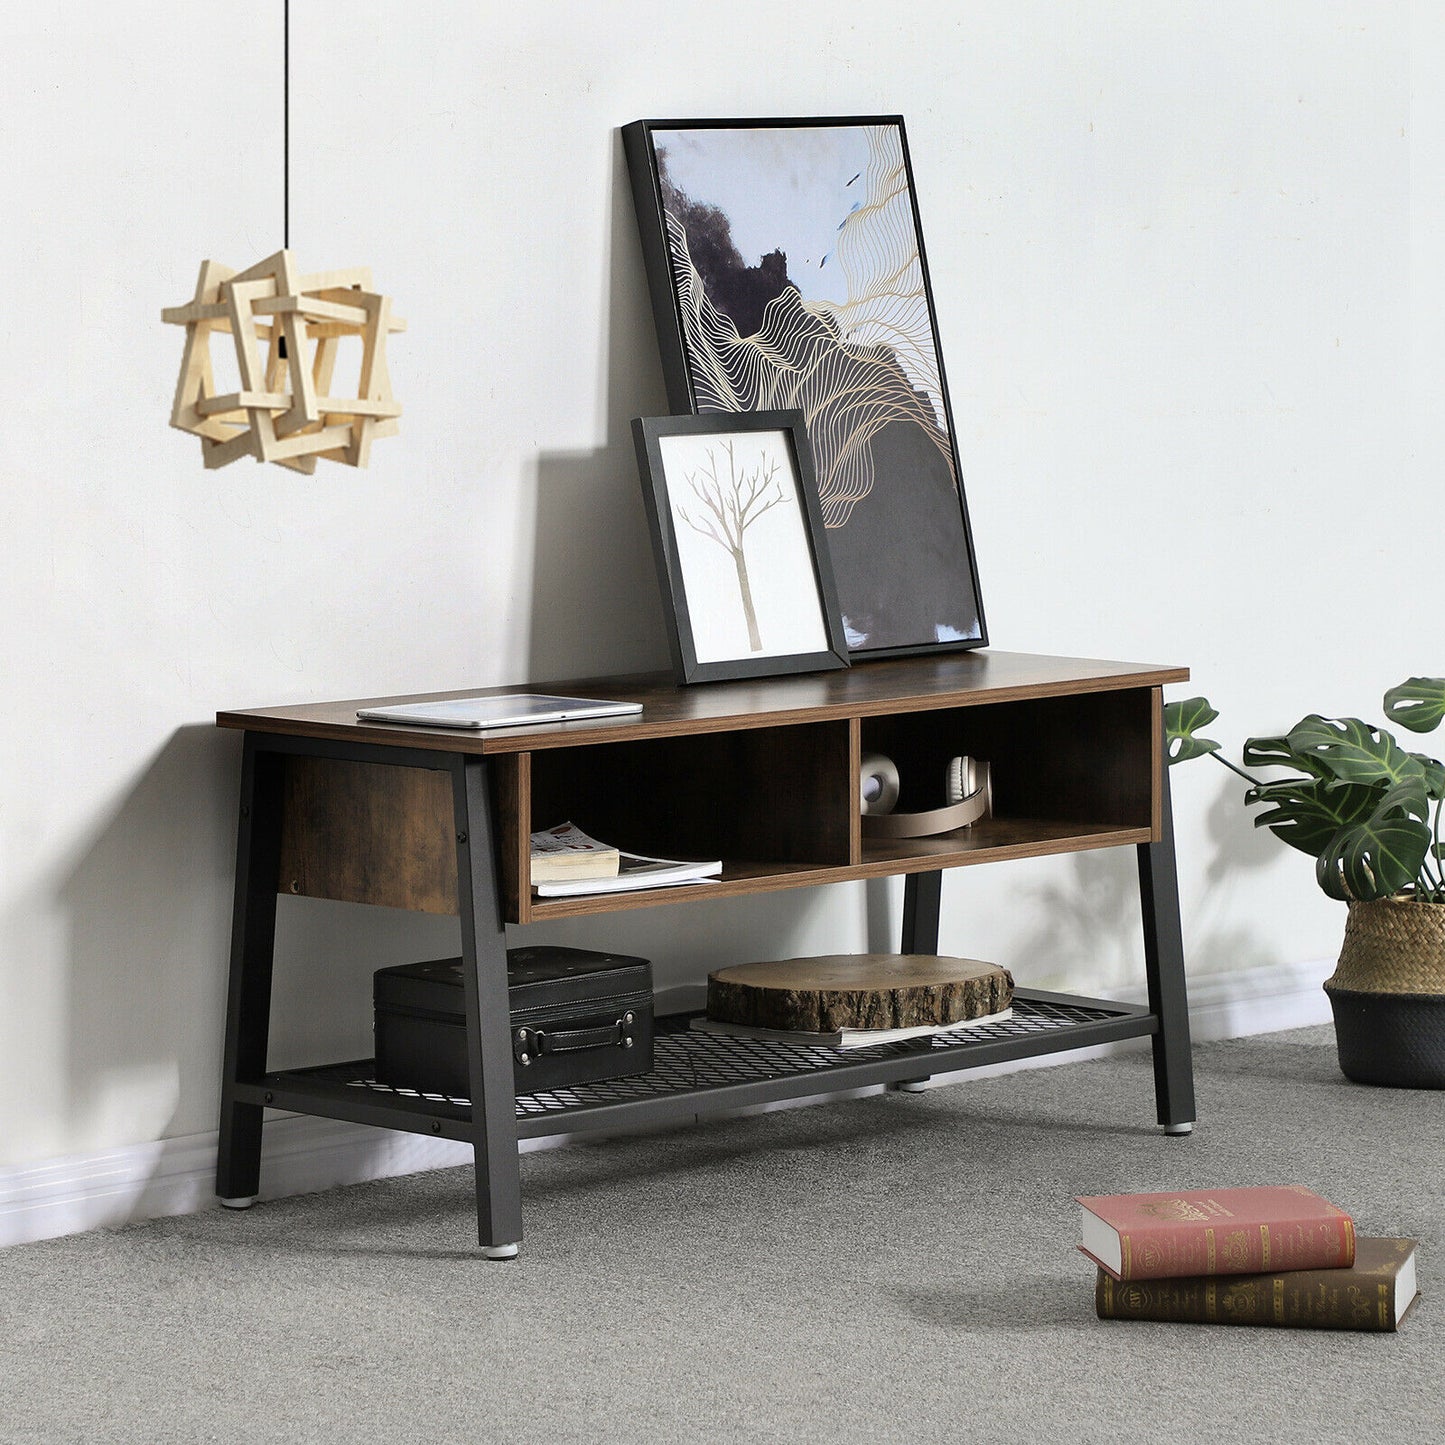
[232, 651, 1187, 919]
[217, 651, 1187, 756]
[707, 953, 1014, 1032]
[277, 756, 457, 913]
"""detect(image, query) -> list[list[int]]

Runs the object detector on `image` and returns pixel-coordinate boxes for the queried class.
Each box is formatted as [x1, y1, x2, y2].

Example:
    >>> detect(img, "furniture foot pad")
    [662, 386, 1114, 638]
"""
[1162, 1122, 1194, 1136]
[893, 1079, 932, 1093]
[482, 1243, 520, 1260]
[219, 1195, 258, 1210]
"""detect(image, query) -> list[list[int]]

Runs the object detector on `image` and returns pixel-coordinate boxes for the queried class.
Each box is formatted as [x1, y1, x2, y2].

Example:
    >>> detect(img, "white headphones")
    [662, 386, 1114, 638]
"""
[860, 753, 992, 839]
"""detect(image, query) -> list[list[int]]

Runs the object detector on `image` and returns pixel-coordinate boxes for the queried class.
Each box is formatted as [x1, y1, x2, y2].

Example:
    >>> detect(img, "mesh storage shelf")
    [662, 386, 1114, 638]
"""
[252, 990, 1153, 1141]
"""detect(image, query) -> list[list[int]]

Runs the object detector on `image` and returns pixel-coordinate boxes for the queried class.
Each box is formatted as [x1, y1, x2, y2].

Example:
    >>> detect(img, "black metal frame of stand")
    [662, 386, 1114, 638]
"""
[216, 729, 1195, 1256]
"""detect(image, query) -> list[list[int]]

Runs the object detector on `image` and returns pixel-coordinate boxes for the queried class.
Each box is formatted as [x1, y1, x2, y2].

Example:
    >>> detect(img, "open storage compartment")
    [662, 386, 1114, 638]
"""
[521, 719, 855, 919]
[858, 688, 1157, 870]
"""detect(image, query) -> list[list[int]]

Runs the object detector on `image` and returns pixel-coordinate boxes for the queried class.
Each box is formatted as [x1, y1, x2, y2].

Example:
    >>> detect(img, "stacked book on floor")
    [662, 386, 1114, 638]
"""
[1077, 1186, 1419, 1331]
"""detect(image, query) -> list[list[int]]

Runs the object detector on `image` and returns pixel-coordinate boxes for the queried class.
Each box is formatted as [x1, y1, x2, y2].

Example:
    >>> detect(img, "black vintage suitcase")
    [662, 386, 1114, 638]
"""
[373, 946, 653, 1098]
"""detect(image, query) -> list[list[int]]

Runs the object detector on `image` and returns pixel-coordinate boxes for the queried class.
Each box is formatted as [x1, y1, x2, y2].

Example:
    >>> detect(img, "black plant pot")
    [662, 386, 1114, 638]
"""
[1325, 987, 1445, 1089]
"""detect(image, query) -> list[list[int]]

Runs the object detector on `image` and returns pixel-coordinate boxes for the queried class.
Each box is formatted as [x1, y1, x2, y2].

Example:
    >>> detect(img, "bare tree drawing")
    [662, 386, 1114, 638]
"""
[676, 440, 786, 651]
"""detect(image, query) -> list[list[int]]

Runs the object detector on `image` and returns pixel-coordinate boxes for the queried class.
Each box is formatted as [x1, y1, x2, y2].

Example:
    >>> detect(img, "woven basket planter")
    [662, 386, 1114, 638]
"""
[1324, 897, 1445, 1089]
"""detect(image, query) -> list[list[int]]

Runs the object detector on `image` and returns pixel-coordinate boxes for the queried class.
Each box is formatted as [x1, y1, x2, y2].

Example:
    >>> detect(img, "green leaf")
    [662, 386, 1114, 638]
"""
[1284, 715, 1424, 789]
[1245, 778, 1380, 857]
[1378, 775, 1432, 822]
[1312, 777, 1432, 901]
[1407, 753, 1445, 801]
[1383, 677, 1445, 735]
[1242, 729, 1331, 778]
[1163, 697, 1221, 765]
[1316, 815, 1432, 901]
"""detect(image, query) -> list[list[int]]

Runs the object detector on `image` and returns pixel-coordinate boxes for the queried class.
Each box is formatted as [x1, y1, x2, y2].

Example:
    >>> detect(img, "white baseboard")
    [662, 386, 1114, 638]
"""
[1161, 957, 1334, 1041]
[0, 1115, 465, 1249]
[0, 957, 1335, 1250]
[930, 955, 1335, 1085]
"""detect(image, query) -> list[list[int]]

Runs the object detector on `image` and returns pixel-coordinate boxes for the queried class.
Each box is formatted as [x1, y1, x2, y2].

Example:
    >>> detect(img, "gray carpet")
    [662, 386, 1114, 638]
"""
[2, 1025, 1441, 1444]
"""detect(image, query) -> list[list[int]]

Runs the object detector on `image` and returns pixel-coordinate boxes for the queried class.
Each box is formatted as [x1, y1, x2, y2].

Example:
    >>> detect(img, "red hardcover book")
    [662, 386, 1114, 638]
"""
[1077, 1186, 1355, 1282]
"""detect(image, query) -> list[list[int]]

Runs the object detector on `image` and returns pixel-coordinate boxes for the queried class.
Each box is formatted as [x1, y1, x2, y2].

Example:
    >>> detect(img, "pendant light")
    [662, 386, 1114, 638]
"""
[161, 2, 403, 473]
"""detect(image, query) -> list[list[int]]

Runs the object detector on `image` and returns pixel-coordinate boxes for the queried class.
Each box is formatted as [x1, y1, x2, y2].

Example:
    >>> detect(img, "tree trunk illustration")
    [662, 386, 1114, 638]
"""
[675, 439, 785, 653]
[731, 546, 762, 651]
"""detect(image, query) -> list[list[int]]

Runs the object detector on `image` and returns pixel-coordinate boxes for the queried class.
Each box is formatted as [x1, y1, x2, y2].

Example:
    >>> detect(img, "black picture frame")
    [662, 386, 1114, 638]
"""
[631, 410, 851, 685]
[623, 115, 988, 661]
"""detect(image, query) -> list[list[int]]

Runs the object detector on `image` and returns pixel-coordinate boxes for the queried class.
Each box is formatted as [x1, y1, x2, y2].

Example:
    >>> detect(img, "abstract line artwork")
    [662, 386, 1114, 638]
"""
[625, 117, 986, 657]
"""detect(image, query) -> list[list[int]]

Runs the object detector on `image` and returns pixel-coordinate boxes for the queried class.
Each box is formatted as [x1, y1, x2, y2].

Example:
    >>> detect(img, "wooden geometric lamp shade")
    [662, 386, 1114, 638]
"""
[161, 249, 404, 473]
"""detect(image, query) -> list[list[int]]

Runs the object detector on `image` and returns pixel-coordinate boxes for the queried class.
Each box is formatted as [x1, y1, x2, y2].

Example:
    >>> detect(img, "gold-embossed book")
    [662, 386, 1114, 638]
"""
[1094, 1236, 1418, 1330]
[1077, 1186, 1355, 1282]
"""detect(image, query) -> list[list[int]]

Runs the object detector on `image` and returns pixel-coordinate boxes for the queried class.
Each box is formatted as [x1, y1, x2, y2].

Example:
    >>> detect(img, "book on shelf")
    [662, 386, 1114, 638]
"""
[1094, 1236, 1419, 1331]
[529, 822, 621, 884]
[690, 1006, 1014, 1050]
[1077, 1186, 1355, 1282]
[532, 849, 722, 897]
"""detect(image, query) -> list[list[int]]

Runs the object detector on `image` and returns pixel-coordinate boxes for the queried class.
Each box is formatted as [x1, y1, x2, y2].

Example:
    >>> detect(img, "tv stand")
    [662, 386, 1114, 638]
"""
[214, 650, 1195, 1255]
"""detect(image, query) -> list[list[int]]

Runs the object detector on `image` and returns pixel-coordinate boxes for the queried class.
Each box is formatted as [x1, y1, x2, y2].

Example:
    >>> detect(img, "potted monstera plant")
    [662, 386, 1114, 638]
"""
[1166, 677, 1445, 1088]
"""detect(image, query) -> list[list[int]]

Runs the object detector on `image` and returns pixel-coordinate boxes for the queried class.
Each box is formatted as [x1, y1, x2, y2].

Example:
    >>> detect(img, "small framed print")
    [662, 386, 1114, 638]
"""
[631, 410, 850, 685]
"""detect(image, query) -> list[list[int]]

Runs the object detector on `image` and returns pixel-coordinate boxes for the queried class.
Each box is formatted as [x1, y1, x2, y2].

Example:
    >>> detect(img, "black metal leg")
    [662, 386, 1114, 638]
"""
[452, 756, 524, 1256]
[894, 871, 944, 1091]
[216, 735, 284, 1203]
[902, 870, 942, 955]
[1137, 760, 1196, 1131]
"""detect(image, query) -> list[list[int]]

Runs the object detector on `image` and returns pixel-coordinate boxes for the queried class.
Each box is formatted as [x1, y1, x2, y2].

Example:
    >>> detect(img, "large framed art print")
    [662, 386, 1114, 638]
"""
[623, 116, 987, 659]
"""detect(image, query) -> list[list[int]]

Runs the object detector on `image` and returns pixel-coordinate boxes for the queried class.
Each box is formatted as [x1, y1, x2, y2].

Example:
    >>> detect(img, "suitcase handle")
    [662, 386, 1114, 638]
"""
[514, 1012, 637, 1067]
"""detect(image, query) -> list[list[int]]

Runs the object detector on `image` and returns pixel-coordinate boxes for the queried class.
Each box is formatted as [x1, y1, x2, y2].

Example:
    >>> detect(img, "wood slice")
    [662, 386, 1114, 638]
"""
[707, 954, 1014, 1034]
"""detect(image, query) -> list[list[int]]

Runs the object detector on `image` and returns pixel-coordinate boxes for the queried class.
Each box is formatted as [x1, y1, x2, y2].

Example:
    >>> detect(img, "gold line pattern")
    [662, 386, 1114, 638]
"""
[664, 127, 956, 529]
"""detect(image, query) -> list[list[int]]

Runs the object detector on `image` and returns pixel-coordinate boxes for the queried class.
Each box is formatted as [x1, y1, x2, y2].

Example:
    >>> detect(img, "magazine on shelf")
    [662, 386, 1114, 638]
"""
[532, 849, 723, 897]
[690, 1007, 1014, 1050]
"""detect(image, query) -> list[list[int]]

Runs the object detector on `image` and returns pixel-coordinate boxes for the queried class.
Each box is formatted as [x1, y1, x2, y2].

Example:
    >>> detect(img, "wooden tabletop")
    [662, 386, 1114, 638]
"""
[215, 650, 1189, 755]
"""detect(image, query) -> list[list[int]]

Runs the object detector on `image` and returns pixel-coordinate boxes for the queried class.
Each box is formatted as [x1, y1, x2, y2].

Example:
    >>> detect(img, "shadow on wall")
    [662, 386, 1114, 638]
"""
[865, 878, 899, 953]
[526, 129, 672, 684]
[1004, 775, 1284, 992]
[522, 884, 855, 1003]
[1186, 773, 1289, 976]
[528, 440, 668, 683]
[58, 724, 241, 1152]
[1004, 848, 1144, 992]
[1201, 773, 1277, 891]
[56, 724, 462, 1162]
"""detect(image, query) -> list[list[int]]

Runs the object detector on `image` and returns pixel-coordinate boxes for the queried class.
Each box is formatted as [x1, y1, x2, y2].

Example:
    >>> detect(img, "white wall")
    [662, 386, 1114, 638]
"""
[0, 0, 1428, 1171]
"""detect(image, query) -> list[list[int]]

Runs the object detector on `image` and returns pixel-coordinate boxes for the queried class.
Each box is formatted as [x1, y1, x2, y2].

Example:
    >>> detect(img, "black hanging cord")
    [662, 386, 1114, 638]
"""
[279, 1, 290, 358]
[283, 0, 290, 250]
